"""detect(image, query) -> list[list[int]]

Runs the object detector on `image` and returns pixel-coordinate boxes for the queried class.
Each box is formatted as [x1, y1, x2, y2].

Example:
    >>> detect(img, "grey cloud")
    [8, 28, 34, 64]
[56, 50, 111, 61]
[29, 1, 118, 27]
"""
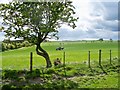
[90, 2, 118, 34]
[93, 20, 118, 32]
[118, 2, 120, 20]
[58, 28, 86, 40]
[58, 28, 100, 40]
[102, 2, 118, 20]
[91, 2, 118, 20]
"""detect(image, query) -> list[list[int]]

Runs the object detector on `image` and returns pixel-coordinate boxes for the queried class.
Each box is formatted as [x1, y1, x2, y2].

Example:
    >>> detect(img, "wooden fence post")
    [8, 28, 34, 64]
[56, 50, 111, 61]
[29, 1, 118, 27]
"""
[63, 51, 66, 77]
[88, 51, 91, 68]
[63, 51, 65, 66]
[99, 50, 102, 66]
[30, 52, 33, 72]
[110, 50, 112, 65]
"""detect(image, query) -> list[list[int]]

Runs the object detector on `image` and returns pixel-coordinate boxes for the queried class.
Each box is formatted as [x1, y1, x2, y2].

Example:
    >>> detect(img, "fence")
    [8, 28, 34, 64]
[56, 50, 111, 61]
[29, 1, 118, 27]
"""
[88, 49, 113, 68]
[29, 49, 116, 73]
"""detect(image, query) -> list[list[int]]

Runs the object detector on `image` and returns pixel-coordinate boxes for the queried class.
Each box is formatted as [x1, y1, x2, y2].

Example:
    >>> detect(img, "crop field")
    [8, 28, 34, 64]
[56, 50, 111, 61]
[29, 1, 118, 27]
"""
[2, 41, 118, 70]
[1, 41, 119, 89]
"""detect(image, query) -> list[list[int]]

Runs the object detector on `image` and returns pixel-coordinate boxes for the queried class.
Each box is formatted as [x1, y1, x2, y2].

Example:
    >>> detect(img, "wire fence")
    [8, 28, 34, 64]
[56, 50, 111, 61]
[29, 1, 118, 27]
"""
[29, 49, 118, 73]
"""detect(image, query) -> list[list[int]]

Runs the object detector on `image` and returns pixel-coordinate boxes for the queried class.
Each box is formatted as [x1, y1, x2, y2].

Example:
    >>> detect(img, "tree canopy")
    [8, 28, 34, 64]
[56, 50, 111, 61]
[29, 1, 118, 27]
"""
[0, 1, 78, 68]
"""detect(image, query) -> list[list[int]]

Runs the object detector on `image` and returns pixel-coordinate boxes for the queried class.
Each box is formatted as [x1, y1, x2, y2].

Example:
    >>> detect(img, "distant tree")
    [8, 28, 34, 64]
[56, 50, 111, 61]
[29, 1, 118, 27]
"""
[99, 38, 103, 41]
[0, 1, 78, 68]
[110, 38, 113, 42]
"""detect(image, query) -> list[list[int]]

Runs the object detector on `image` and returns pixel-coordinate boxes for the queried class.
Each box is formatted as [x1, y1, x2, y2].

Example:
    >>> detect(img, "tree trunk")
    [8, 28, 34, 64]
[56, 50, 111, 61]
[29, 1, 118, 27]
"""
[36, 43, 52, 68]
[43, 52, 52, 68]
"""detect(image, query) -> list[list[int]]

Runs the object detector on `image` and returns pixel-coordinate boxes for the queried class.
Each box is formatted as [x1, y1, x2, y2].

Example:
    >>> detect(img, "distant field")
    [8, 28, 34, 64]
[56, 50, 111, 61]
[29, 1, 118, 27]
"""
[2, 41, 118, 70]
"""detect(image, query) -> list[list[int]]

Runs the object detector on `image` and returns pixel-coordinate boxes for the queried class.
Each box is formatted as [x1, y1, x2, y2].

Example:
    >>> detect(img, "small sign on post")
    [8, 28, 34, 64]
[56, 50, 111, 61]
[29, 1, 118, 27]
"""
[30, 52, 33, 72]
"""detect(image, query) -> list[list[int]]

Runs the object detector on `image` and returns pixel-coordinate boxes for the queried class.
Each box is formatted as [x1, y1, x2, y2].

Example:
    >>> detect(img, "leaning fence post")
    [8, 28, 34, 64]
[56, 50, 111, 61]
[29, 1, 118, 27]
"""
[30, 52, 33, 72]
[99, 50, 102, 66]
[110, 50, 112, 64]
[88, 51, 91, 68]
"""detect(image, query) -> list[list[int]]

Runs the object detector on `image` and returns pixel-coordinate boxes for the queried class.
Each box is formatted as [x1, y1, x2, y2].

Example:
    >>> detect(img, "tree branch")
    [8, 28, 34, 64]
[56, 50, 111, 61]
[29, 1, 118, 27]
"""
[42, 32, 49, 41]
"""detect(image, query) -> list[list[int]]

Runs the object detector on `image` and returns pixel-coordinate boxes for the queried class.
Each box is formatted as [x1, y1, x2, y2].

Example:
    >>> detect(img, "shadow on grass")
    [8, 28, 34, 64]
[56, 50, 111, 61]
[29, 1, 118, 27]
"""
[89, 66, 94, 74]
[2, 69, 79, 90]
[110, 64, 118, 69]
[2, 65, 111, 89]
[99, 65, 107, 75]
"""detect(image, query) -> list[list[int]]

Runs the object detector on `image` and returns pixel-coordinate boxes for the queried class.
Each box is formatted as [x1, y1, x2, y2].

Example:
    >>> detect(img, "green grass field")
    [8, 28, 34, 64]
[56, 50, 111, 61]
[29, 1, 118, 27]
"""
[1, 41, 119, 89]
[2, 41, 118, 70]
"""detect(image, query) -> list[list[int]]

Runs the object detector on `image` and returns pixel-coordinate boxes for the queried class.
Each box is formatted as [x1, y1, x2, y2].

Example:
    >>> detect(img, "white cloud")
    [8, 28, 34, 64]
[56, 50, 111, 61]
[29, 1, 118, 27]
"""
[58, 1, 118, 40]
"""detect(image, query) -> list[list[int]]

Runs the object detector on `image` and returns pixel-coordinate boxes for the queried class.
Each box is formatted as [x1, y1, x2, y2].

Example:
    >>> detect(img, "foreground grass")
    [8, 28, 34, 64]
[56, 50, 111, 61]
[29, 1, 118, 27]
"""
[2, 41, 118, 70]
[2, 58, 119, 89]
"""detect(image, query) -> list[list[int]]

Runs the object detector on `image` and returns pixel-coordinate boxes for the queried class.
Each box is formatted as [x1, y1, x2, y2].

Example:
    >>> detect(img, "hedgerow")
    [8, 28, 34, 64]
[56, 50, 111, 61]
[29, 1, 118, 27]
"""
[1, 41, 33, 51]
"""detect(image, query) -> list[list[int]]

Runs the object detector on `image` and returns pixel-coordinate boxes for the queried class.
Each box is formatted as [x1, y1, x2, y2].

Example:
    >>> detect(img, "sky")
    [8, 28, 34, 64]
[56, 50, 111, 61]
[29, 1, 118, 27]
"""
[0, 0, 119, 41]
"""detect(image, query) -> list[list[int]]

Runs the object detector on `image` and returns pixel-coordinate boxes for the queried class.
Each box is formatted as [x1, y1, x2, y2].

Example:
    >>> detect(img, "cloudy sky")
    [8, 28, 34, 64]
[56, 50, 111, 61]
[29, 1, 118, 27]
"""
[0, 0, 119, 41]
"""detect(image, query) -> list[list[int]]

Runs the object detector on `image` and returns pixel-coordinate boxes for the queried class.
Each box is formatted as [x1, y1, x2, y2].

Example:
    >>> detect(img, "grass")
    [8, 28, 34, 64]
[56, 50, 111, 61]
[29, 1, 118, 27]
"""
[2, 41, 118, 70]
[1, 41, 119, 89]
[2, 58, 119, 89]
